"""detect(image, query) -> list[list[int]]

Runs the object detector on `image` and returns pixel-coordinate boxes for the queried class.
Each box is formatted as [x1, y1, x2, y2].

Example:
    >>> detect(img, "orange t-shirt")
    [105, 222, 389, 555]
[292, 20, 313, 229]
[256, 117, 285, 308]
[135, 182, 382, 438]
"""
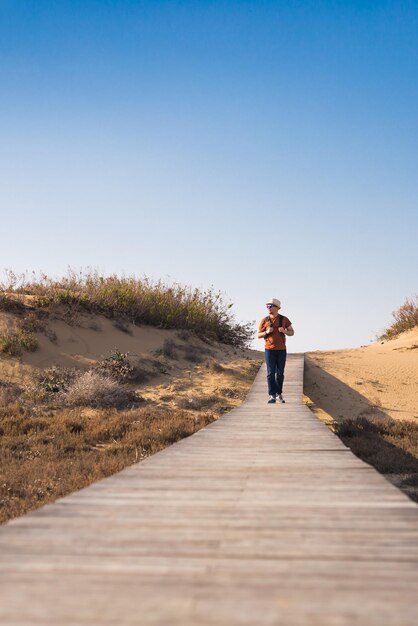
[259, 314, 292, 350]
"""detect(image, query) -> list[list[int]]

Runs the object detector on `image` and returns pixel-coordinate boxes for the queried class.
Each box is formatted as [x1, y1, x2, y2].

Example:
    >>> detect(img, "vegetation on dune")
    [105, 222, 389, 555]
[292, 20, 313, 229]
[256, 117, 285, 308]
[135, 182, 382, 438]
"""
[0, 269, 254, 348]
[0, 401, 215, 524]
[379, 294, 418, 340]
[305, 291, 418, 501]
[0, 355, 261, 523]
[334, 417, 418, 501]
[20, 351, 153, 407]
[0, 329, 38, 356]
[0, 270, 262, 524]
[0, 269, 258, 524]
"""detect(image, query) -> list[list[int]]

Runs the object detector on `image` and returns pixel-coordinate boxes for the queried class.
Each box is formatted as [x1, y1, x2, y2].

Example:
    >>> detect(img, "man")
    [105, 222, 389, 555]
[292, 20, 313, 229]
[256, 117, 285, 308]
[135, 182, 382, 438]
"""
[257, 298, 294, 404]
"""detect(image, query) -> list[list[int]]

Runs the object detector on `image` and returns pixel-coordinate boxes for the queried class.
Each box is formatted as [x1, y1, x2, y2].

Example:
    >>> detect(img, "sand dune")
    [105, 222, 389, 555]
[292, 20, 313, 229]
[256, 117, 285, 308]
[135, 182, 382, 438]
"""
[0, 309, 263, 415]
[304, 327, 418, 424]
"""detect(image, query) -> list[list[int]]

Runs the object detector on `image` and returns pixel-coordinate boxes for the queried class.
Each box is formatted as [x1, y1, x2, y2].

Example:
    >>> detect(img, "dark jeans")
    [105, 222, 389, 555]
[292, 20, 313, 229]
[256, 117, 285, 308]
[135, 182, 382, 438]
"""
[265, 349, 287, 396]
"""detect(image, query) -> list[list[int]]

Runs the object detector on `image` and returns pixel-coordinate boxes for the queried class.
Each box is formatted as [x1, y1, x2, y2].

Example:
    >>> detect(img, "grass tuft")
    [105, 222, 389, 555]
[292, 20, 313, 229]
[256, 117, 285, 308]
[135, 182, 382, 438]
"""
[63, 371, 136, 408]
[379, 294, 418, 340]
[0, 330, 38, 356]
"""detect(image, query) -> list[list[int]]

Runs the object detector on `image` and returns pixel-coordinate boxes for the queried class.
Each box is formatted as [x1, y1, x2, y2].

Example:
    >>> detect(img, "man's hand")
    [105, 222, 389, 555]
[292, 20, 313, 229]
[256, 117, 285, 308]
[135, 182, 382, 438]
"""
[265, 327, 273, 335]
[278, 327, 286, 334]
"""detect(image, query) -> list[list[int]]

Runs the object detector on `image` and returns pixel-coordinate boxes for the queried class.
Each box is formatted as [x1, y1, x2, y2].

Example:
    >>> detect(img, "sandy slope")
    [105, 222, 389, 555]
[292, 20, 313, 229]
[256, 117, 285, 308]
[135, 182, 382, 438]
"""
[0, 310, 263, 409]
[304, 327, 418, 424]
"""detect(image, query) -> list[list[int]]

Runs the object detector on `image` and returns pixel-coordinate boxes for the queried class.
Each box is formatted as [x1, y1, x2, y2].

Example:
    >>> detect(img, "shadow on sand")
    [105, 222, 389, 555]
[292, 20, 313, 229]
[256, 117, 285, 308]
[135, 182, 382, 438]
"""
[303, 355, 418, 502]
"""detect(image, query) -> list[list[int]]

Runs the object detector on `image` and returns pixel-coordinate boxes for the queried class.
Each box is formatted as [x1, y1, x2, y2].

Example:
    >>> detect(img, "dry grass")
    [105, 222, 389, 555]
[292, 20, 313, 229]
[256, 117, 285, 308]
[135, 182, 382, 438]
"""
[0, 329, 38, 356]
[0, 293, 26, 314]
[334, 417, 418, 472]
[333, 417, 418, 502]
[20, 365, 137, 409]
[0, 304, 53, 355]
[0, 273, 262, 524]
[1, 269, 254, 348]
[380, 294, 418, 340]
[0, 352, 262, 524]
[0, 382, 21, 405]
[205, 358, 224, 373]
[96, 350, 138, 382]
[63, 371, 136, 408]
[176, 395, 221, 410]
[0, 404, 215, 524]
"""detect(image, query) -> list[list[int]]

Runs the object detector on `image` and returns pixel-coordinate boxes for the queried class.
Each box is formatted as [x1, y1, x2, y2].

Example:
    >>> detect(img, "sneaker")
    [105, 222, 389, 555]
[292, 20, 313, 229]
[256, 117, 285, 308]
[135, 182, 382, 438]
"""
[267, 396, 276, 404]
[278, 394, 285, 403]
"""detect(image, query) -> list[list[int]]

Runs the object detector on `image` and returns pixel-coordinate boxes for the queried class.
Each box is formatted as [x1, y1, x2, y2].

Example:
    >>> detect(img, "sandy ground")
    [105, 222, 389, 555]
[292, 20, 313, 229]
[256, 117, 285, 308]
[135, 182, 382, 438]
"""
[304, 327, 418, 425]
[0, 310, 263, 410]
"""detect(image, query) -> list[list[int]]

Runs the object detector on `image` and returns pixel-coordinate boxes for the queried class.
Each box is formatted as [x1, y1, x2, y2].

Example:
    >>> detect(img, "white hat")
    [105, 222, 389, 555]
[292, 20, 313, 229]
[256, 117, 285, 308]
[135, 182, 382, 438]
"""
[266, 298, 281, 309]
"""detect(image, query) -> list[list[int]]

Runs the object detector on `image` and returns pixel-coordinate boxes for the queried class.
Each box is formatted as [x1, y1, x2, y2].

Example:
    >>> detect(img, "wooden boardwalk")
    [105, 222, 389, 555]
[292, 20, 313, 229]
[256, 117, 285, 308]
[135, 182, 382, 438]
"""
[1, 354, 418, 625]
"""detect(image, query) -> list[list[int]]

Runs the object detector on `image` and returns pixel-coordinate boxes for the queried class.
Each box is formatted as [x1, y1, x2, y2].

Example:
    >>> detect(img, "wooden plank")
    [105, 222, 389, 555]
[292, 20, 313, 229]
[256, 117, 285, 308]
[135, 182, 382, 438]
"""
[0, 354, 418, 625]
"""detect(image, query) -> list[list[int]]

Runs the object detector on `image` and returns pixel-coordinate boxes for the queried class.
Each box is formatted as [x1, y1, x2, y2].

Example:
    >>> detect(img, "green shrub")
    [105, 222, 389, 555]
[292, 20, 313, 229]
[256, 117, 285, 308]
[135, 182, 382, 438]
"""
[97, 350, 137, 383]
[35, 367, 78, 394]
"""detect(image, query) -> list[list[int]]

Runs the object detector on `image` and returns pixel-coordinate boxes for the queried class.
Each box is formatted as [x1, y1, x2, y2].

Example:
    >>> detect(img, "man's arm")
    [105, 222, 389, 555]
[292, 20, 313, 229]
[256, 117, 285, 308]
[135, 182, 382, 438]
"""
[278, 323, 295, 336]
[257, 329, 272, 338]
[256, 319, 272, 339]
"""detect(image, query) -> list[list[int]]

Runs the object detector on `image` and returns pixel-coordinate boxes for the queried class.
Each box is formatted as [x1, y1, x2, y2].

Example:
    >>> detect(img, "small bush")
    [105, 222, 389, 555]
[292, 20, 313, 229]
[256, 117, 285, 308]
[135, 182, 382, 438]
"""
[34, 295, 52, 308]
[97, 350, 136, 383]
[0, 332, 22, 356]
[21, 367, 78, 405]
[0, 330, 38, 356]
[20, 312, 46, 334]
[380, 294, 418, 340]
[35, 367, 78, 394]
[64, 371, 135, 408]
[18, 331, 38, 352]
[97, 350, 150, 384]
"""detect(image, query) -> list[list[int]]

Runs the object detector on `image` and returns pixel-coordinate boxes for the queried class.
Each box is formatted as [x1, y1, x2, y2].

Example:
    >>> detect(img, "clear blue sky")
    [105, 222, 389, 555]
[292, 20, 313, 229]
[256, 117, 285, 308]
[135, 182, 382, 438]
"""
[1, 1, 417, 352]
